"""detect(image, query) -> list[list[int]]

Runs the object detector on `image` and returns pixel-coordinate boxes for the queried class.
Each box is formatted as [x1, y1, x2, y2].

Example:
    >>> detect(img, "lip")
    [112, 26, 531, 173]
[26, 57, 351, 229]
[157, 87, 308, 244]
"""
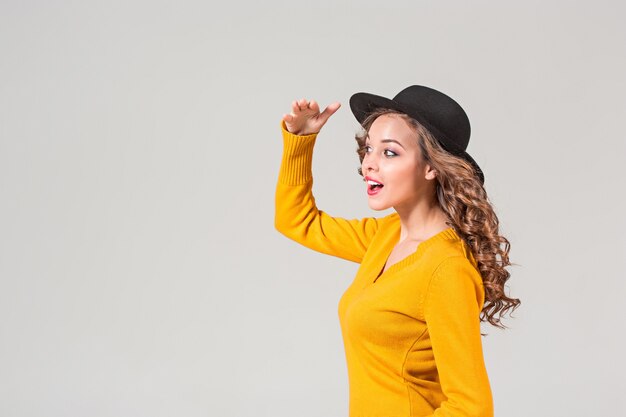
[367, 186, 382, 196]
[364, 176, 383, 184]
[364, 176, 384, 196]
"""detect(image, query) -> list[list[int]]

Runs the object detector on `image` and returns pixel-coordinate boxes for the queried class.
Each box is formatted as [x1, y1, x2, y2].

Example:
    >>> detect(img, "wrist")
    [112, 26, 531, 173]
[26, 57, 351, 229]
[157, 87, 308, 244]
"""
[281, 120, 319, 138]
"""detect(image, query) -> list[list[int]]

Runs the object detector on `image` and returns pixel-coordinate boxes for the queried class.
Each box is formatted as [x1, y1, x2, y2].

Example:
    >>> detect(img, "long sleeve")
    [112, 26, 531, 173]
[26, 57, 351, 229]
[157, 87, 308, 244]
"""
[274, 121, 379, 263]
[424, 256, 494, 417]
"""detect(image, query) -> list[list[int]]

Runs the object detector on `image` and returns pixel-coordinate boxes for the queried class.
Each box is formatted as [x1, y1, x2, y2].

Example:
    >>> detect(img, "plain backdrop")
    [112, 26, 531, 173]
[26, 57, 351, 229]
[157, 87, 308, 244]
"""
[1, 1, 625, 416]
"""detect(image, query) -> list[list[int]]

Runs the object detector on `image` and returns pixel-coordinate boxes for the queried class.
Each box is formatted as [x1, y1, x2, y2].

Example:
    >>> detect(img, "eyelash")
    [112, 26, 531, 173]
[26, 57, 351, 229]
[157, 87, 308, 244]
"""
[364, 145, 397, 158]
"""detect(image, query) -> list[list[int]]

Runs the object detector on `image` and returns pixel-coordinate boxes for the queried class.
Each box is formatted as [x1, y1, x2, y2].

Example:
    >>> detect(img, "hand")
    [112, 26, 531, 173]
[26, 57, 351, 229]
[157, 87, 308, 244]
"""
[282, 98, 341, 136]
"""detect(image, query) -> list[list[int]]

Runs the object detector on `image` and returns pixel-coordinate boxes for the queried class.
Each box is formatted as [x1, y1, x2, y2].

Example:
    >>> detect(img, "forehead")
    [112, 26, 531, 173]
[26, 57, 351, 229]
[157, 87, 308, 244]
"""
[366, 114, 419, 147]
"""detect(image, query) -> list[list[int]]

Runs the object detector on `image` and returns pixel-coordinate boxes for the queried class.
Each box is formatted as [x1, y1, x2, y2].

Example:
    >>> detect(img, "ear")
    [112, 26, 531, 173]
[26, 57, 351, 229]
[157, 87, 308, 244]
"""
[424, 164, 438, 181]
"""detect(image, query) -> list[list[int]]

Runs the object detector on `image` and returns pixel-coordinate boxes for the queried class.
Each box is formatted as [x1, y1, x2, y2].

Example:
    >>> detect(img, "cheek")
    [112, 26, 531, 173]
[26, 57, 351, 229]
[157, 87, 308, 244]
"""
[384, 164, 419, 190]
[398, 163, 422, 183]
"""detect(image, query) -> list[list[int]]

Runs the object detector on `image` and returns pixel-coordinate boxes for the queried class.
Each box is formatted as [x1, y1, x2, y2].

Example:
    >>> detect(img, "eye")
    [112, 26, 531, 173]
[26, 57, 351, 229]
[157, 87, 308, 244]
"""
[384, 149, 398, 157]
[364, 145, 372, 153]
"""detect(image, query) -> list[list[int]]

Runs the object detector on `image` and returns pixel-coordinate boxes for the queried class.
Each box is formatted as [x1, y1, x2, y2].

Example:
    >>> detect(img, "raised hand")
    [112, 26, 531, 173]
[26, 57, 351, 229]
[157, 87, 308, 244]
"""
[282, 98, 341, 136]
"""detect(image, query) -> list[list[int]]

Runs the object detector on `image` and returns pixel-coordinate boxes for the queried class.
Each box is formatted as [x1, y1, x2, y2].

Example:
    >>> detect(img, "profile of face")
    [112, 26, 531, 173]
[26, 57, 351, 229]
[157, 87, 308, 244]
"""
[361, 114, 437, 212]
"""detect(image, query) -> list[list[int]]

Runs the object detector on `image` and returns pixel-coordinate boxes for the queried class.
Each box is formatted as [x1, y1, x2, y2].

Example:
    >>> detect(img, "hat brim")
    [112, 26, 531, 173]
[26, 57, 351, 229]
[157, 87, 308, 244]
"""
[460, 151, 485, 185]
[349, 91, 485, 185]
[350, 91, 445, 148]
[350, 92, 411, 125]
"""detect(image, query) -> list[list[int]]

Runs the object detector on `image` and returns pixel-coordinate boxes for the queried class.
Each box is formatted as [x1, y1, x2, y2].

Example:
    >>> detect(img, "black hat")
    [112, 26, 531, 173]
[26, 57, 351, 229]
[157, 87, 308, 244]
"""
[349, 85, 484, 184]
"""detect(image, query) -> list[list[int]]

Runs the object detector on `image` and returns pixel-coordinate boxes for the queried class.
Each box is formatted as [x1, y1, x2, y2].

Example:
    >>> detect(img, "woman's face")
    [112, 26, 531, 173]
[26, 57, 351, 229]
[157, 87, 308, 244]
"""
[361, 114, 436, 211]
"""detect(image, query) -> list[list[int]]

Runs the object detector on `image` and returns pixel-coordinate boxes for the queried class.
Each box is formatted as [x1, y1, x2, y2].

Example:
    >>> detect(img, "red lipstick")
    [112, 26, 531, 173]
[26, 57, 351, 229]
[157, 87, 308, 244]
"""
[364, 176, 384, 196]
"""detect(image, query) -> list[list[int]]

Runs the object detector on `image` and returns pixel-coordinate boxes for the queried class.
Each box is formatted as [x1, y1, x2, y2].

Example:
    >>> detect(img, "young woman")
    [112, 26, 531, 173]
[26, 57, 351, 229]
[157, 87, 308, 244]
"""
[275, 85, 520, 417]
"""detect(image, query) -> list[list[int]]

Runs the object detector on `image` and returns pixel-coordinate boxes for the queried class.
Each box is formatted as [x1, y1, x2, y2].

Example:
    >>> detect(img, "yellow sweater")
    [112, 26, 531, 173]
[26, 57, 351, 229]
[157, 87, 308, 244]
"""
[275, 122, 493, 417]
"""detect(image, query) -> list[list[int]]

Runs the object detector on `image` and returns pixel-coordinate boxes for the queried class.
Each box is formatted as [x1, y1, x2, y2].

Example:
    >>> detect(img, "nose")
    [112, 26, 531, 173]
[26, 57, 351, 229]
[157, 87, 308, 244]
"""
[361, 151, 378, 173]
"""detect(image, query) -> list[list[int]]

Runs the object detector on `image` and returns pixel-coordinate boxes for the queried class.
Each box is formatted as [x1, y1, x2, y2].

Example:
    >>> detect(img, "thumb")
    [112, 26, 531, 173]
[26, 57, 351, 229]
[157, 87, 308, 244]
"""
[318, 102, 341, 124]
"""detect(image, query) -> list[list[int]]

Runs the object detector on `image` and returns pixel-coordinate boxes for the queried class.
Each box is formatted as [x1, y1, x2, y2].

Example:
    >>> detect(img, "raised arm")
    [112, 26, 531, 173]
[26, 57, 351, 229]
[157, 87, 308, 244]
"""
[424, 257, 494, 417]
[275, 99, 380, 263]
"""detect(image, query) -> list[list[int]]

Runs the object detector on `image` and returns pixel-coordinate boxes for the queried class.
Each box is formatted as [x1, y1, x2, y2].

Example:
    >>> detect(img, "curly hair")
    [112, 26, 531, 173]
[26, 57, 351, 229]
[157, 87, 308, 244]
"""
[355, 109, 520, 329]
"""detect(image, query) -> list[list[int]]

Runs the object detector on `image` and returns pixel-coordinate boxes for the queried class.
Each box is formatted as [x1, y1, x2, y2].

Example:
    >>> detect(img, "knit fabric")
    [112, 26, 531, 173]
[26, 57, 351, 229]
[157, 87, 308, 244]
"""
[275, 121, 493, 417]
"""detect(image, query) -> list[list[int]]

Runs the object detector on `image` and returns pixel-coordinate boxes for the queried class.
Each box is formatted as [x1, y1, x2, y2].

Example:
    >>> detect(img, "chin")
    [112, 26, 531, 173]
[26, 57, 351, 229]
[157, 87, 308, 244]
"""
[367, 201, 391, 211]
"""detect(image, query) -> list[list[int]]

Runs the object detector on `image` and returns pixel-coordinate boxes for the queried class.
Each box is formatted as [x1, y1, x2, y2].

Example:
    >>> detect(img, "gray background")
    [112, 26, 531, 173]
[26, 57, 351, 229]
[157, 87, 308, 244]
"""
[1, 1, 625, 416]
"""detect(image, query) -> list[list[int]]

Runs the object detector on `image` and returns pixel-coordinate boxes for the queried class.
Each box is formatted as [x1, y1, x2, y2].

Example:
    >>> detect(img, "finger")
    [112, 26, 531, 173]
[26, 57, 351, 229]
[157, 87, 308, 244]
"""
[292, 100, 301, 113]
[309, 100, 320, 114]
[319, 102, 341, 123]
[282, 113, 293, 123]
[298, 98, 309, 110]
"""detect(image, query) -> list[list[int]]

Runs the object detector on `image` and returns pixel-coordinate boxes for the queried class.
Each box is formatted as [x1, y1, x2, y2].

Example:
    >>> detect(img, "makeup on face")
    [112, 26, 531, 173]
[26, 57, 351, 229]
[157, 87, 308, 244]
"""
[360, 114, 427, 211]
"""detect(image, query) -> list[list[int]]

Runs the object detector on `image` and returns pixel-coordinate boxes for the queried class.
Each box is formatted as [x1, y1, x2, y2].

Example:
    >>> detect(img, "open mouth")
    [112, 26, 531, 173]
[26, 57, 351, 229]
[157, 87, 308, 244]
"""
[367, 180, 384, 191]
[365, 178, 384, 195]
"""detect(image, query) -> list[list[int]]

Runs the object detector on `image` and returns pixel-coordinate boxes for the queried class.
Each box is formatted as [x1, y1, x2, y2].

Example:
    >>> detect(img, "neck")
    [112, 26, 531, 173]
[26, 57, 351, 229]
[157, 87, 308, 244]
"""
[395, 194, 450, 243]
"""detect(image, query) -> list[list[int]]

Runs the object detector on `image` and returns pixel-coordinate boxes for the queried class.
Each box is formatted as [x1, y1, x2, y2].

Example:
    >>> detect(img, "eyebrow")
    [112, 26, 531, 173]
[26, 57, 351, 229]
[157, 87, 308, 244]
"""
[365, 136, 406, 150]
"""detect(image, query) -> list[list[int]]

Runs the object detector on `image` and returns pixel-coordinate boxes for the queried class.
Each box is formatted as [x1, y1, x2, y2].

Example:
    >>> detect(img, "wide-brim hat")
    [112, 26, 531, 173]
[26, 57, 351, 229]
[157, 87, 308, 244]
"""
[349, 85, 484, 184]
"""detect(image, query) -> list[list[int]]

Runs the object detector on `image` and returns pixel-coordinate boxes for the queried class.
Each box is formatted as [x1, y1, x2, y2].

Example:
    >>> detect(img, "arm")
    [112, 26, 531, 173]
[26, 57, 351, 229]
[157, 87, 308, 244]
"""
[424, 257, 494, 417]
[275, 120, 379, 263]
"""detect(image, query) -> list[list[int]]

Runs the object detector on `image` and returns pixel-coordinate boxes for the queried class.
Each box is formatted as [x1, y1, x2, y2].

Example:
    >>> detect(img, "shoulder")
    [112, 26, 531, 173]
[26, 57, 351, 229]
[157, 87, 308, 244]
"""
[356, 211, 399, 234]
[433, 255, 481, 282]
[423, 228, 478, 269]
[426, 255, 485, 308]
[351, 211, 397, 229]
[378, 211, 400, 227]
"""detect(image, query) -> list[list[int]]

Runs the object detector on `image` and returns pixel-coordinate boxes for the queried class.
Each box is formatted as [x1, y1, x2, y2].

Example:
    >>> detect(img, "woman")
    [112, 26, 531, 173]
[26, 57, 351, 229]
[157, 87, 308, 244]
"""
[275, 85, 520, 417]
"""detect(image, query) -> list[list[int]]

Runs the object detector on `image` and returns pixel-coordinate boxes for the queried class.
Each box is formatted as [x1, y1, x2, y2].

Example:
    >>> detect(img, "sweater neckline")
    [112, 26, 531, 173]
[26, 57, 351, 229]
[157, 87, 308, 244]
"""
[372, 223, 459, 283]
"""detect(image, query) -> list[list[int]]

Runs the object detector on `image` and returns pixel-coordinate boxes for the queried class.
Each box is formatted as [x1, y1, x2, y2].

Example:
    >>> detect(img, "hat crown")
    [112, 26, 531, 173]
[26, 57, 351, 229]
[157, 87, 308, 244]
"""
[393, 85, 471, 153]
